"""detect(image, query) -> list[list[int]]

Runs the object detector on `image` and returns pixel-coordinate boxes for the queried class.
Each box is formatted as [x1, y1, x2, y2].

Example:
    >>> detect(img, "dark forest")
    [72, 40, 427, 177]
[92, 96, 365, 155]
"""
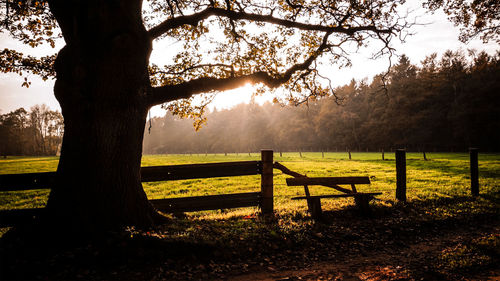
[2, 49, 498, 156]
[143, 50, 500, 154]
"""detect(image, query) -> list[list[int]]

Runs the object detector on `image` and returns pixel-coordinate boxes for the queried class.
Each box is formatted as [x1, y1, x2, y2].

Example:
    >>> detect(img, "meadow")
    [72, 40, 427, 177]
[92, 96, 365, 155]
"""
[1, 152, 499, 219]
[1, 152, 499, 280]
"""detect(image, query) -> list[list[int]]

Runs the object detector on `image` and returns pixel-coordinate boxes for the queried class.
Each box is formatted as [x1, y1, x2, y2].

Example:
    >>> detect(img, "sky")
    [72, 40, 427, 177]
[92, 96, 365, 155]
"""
[0, 5, 498, 117]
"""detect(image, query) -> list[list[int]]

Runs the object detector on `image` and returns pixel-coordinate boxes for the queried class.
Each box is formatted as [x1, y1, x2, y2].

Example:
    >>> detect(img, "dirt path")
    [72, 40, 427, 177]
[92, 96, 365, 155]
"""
[231, 225, 500, 281]
[232, 264, 500, 281]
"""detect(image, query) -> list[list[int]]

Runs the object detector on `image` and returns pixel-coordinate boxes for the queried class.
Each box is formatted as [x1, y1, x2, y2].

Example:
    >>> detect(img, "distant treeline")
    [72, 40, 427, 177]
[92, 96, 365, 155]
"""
[0, 104, 63, 156]
[144, 50, 500, 154]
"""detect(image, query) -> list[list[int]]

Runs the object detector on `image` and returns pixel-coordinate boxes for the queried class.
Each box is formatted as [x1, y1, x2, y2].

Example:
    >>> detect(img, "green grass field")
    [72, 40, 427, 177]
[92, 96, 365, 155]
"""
[1, 152, 500, 280]
[1, 152, 499, 220]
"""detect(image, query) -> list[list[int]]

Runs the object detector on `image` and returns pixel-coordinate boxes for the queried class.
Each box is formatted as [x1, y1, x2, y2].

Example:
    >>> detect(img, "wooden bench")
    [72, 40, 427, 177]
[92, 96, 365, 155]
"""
[286, 177, 382, 218]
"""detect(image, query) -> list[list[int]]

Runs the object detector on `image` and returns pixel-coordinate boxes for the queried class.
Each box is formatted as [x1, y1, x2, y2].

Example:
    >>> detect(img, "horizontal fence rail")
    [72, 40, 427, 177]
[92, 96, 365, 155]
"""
[150, 192, 261, 213]
[0, 172, 56, 191]
[0, 208, 45, 226]
[0, 161, 262, 192]
[0, 192, 263, 226]
[141, 161, 261, 182]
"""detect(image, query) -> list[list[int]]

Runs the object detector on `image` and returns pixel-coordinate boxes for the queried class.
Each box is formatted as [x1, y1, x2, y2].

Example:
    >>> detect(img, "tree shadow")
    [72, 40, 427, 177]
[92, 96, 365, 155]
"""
[1, 193, 498, 280]
[0, 222, 217, 280]
[317, 192, 499, 227]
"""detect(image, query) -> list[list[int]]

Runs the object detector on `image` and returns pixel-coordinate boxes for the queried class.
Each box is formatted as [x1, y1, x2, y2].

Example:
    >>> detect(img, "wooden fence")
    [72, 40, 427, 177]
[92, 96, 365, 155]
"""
[394, 148, 481, 201]
[1, 149, 483, 225]
[0, 150, 274, 226]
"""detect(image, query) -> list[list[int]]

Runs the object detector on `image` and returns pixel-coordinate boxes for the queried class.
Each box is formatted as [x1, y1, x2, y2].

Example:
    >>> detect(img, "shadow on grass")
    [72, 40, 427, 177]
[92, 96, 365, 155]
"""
[0, 223, 218, 281]
[313, 192, 499, 233]
[1, 192, 498, 280]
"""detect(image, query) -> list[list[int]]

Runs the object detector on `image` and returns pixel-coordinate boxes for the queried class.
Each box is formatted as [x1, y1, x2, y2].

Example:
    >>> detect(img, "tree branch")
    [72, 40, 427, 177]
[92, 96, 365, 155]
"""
[151, 63, 235, 76]
[148, 7, 392, 39]
[148, 71, 273, 106]
[147, 30, 333, 106]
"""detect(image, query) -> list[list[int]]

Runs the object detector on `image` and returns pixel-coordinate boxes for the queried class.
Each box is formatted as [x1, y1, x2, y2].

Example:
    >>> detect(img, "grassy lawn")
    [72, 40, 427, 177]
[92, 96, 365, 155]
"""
[1, 152, 498, 217]
[1, 152, 499, 280]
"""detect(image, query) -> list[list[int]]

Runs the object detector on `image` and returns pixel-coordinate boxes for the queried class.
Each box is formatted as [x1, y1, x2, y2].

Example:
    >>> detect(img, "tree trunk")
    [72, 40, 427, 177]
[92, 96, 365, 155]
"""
[45, 0, 162, 231]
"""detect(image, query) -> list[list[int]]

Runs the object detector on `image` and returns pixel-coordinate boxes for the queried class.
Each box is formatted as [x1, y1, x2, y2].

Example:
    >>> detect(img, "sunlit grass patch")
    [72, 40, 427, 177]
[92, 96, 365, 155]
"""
[0, 156, 59, 174]
[0, 152, 498, 222]
[0, 190, 50, 210]
[437, 233, 500, 273]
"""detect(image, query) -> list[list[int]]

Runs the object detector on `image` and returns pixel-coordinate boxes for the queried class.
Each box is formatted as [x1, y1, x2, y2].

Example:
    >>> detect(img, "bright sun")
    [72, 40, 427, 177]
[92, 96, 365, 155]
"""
[148, 83, 272, 118]
[210, 83, 255, 109]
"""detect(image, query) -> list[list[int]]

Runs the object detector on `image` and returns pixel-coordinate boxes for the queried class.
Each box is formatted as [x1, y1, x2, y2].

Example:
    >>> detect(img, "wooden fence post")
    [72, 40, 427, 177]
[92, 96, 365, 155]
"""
[396, 149, 406, 202]
[261, 150, 274, 215]
[470, 148, 479, 196]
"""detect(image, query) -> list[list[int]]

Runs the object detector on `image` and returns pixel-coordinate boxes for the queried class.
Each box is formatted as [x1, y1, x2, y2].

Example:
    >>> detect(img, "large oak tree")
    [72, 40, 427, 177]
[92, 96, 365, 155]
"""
[1, 0, 488, 231]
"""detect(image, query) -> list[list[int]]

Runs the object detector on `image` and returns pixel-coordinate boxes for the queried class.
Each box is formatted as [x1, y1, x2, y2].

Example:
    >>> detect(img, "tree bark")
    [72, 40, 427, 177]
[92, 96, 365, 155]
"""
[45, 0, 162, 231]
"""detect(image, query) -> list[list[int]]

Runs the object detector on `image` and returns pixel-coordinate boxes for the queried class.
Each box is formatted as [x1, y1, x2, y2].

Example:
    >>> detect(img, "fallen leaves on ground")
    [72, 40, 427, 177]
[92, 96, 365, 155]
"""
[1, 195, 499, 280]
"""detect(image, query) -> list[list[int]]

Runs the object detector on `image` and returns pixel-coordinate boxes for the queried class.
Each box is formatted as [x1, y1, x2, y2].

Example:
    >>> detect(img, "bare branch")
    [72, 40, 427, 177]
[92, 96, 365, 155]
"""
[151, 63, 235, 76]
[148, 7, 393, 39]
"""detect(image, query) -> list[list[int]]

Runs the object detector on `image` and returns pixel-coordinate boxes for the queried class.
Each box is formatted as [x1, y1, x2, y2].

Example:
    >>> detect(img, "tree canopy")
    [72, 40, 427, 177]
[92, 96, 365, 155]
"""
[2, 0, 413, 114]
[424, 0, 500, 43]
[2, 1, 497, 116]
